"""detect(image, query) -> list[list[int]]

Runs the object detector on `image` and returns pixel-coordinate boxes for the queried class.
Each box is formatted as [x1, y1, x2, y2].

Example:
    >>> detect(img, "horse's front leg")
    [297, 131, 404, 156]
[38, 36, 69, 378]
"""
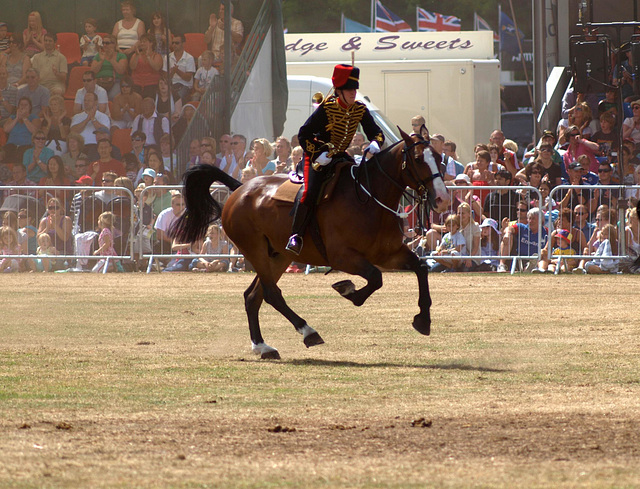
[331, 255, 383, 307]
[381, 246, 432, 335]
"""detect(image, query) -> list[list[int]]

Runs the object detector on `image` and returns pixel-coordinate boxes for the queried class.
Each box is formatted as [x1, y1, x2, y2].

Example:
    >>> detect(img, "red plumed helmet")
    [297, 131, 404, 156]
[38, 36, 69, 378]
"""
[332, 64, 360, 90]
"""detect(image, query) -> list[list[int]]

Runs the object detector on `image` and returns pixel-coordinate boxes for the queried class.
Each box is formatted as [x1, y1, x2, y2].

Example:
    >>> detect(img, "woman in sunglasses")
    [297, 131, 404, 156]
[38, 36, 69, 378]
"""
[23, 129, 53, 182]
[37, 197, 73, 261]
[3, 37, 31, 87]
[562, 124, 600, 175]
[3, 97, 41, 162]
[90, 34, 128, 100]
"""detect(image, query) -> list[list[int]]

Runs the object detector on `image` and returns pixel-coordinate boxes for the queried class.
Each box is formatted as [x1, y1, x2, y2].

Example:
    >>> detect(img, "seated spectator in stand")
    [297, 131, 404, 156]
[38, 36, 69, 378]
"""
[145, 149, 167, 176]
[80, 18, 103, 66]
[61, 133, 87, 176]
[154, 191, 184, 254]
[591, 111, 618, 161]
[442, 140, 465, 181]
[159, 133, 176, 173]
[574, 204, 595, 242]
[0, 22, 9, 53]
[70, 155, 90, 181]
[70, 92, 110, 154]
[204, 2, 244, 64]
[0, 65, 18, 124]
[3, 97, 41, 163]
[563, 124, 600, 174]
[155, 75, 181, 124]
[624, 159, 640, 207]
[558, 101, 595, 141]
[73, 70, 108, 115]
[91, 211, 120, 272]
[2, 210, 28, 255]
[478, 218, 501, 271]
[558, 161, 593, 213]
[30, 33, 67, 95]
[201, 150, 216, 166]
[140, 167, 156, 188]
[129, 130, 146, 164]
[171, 102, 196, 144]
[90, 34, 128, 100]
[94, 171, 119, 204]
[192, 50, 219, 102]
[17, 68, 49, 116]
[545, 229, 575, 273]
[591, 161, 619, 212]
[166, 33, 195, 103]
[4, 36, 31, 88]
[489, 129, 519, 177]
[38, 155, 72, 209]
[582, 223, 619, 274]
[148, 11, 172, 56]
[483, 169, 519, 223]
[271, 136, 292, 173]
[6, 164, 36, 195]
[576, 153, 598, 185]
[23, 11, 46, 58]
[497, 207, 548, 273]
[86, 127, 122, 162]
[247, 138, 275, 175]
[622, 100, 640, 149]
[123, 153, 141, 183]
[130, 33, 162, 99]
[38, 196, 73, 259]
[184, 138, 202, 169]
[111, 76, 142, 129]
[17, 208, 38, 255]
[131, 97, 169, 147]
[465, 149, 499, 205]
[112, 0, 145, 57]
[23, 129, 53, 182]
[151, 173, 172, 217]
[517, 142, 562, 187]
[575, 208, 613, 272]
[456, 202, 481, 271]
[625, 206, 640, 258]
[89, 139, 126, 185]
[291, 145, 303, 170]
[523, 129, 563, 168]
[41, 94, 70, 155]
[231, 133, 248, 171]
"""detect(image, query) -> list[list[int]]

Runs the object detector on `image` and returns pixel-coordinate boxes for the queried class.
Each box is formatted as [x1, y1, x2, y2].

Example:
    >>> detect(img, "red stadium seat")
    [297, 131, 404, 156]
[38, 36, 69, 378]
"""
[112, 127, 133, 155]
[184, 33, 207, 60]
[64, 98, 75, 116]
[57, 32, 82, 65]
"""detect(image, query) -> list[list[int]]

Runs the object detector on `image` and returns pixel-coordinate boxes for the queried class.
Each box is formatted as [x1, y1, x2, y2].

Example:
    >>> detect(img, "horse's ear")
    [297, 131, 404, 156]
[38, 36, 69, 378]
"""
[398, 126, 413, 145]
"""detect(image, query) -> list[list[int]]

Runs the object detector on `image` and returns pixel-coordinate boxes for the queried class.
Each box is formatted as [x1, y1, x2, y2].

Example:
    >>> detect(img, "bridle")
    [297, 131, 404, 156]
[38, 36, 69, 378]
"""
[352, 136, 443, 224]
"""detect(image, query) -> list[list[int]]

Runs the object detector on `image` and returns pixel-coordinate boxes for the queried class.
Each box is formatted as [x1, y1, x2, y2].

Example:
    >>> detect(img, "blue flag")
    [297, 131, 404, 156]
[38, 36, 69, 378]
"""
[499, 11, 524, 56]
[343, 15, 372, 33]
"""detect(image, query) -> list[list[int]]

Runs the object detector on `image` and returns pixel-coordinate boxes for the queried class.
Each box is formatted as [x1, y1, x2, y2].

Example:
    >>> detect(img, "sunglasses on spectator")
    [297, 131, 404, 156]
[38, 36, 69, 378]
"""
[539, 148, 551, 153]
[598, 168, 611, 172]
[575, 211, 585, 215]
[48, 205, 60, 210]
[102, 179, 115, 183]
[121, 84, 131, 88]
[517, 208, 528, 212]
[569, 133, 579, 137]
[633, 106, 640, 110]
[171, 41, 181, 45]
[133, 137, 143, 141]
[201, 143, 212, 147]
[75, 163, 87, 167]
[231, 142, 239, 145]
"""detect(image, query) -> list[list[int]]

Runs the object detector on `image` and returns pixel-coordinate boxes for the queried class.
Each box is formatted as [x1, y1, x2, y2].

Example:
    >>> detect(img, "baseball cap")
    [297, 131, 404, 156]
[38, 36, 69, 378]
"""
[142, 168, 157, 179]
[454, 174, 471, 184]
[568, 161, 582, 170]
[479, 218, 499, 233]
[75, 175, 93, 186]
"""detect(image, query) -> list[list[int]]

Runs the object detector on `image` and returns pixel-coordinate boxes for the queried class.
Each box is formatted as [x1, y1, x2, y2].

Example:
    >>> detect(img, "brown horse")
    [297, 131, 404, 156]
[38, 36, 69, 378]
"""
[173, 129, 451, 359]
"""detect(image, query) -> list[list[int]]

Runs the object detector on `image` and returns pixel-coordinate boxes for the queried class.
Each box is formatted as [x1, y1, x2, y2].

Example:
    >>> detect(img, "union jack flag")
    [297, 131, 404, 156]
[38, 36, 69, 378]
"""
[416, 7, 461, 32]
[375, 1, 412, 32]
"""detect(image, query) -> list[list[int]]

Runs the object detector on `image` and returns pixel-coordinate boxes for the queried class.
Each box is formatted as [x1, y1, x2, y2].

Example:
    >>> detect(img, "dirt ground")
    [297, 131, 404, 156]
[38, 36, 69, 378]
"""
[1, 272, 639, 488]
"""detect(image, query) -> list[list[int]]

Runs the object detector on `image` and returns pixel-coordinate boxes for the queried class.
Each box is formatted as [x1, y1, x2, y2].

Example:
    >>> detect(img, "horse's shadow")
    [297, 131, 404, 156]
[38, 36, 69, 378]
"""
[239, 358, 510, 373]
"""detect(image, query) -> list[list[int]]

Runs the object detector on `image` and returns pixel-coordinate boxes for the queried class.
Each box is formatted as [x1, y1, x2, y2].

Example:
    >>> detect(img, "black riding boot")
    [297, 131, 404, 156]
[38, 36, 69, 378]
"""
[286, 201, 312, 255]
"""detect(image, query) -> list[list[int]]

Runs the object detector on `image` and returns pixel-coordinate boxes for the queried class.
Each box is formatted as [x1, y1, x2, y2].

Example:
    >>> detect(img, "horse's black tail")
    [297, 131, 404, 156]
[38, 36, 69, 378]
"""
[172, 164, 242, 244]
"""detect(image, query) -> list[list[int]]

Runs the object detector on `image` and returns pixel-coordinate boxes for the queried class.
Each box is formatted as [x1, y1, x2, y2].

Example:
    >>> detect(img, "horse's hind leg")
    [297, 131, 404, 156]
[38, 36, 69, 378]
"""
[244, 276, 280, 359]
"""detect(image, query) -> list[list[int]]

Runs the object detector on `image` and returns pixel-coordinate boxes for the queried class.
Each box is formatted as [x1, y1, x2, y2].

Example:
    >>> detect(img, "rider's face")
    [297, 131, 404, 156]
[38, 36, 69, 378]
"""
[338, 88, 357, 106]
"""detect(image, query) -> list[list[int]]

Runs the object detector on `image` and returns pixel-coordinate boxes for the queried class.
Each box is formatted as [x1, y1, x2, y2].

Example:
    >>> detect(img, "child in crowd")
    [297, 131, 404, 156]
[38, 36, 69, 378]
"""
[92, 211, 118, 272]
[584, 224, 619, 274]
[27, 232, 58, 272]
[0, 22, 10, 52]
[241, 166, 257, 183]
[548, 229, 574, 273]
[80, 18, 102, 66]
[0, 226, 20, 272]
[192, 224, 231, 272]
[148, 11, 172, 55]
[291, 146, 303, 169]
[478, 218, 500, 271]
[192, 51, 219, 101]
[430, 215, 466, 272]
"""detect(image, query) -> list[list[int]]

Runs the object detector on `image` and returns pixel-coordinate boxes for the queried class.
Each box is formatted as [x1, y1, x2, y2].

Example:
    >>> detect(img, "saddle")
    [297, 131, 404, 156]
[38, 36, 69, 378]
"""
[272, 160, 353, 204]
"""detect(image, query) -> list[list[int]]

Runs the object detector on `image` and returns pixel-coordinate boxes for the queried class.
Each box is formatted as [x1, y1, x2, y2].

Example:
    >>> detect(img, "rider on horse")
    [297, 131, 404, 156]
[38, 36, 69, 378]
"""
[285, 64, 386, 255]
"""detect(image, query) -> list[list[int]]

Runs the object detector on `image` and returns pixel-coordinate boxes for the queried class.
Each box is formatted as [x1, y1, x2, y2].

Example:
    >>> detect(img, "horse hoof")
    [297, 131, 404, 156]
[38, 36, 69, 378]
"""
[332, 280, 356, 297]
[304, 332, 325, 348]
[261, 350, 281, 360]
[412, 315, 431, 336]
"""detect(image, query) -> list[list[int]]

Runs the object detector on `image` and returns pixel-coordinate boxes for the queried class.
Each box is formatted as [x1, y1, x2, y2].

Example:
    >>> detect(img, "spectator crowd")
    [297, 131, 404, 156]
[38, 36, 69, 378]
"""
[0, 4, 639, 275]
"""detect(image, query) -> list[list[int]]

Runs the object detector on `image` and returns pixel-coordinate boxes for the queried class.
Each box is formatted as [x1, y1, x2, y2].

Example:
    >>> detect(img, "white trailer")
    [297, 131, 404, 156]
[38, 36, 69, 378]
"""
[284, 32, 500, 164]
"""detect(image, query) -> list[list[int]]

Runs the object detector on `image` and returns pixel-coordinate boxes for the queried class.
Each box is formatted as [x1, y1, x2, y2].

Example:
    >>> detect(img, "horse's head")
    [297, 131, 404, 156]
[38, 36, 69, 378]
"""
[400, 127, 450, 213]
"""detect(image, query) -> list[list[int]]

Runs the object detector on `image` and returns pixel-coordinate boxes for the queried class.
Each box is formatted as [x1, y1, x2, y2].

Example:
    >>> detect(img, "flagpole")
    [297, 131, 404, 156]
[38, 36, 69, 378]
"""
[473, 12, 477, 31]
[508, 0, 537, 128]
[371, 0, 375, 32]
[498, 4, 502, 66]
[416, 6, 419, 32]
[341, 12, 344, 33]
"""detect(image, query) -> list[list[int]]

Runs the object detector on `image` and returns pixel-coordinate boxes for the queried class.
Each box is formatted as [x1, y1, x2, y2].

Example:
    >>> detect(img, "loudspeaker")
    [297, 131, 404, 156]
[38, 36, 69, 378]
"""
[570, 36, 610, 93]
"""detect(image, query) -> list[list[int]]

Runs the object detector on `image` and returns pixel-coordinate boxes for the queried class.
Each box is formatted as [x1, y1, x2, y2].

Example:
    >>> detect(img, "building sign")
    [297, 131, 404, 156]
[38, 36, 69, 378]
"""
[285, 32, 495, 62]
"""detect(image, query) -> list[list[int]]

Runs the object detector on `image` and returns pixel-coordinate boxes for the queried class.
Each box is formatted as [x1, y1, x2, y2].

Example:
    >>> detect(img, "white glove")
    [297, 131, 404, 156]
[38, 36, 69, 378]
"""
[315, 151, 331, 166]
[365, 141, 380, 155]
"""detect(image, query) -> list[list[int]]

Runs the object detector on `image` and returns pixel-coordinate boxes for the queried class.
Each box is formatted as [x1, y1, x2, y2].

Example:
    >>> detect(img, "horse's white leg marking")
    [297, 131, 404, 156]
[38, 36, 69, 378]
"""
[298, 324, 318, 339]
[251, 342, 279, 356]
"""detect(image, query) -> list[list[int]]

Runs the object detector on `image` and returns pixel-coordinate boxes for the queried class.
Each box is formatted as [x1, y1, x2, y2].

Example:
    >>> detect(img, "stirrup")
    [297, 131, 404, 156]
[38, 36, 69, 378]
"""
[286, 234, 303, 255]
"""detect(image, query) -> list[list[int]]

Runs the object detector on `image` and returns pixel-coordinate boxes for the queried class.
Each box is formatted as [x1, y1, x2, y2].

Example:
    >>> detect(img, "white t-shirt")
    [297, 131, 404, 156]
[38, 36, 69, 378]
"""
[70, 110, 111, 145]
[154, 206, 180, 233]
[74, 86, 109, 110]
[166, 51, 196, 88]
[194, 66, 219, 89]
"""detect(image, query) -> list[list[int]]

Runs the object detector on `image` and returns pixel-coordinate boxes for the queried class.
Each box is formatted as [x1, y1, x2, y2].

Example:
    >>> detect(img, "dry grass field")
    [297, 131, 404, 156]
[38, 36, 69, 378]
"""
[1, 272, 639, 488]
